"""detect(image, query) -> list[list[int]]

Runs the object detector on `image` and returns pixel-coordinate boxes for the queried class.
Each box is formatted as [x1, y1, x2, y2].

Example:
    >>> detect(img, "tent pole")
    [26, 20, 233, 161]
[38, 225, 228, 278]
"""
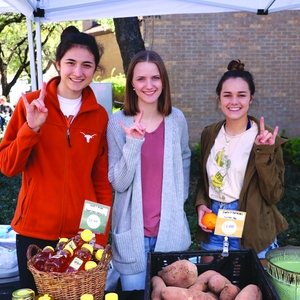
[26, 18, 37, 91]
[35, 18, 43, 89]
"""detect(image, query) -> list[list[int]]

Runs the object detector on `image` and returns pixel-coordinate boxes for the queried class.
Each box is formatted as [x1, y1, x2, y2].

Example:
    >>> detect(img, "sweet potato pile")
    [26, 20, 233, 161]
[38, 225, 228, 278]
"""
[151, 259, 263, 300]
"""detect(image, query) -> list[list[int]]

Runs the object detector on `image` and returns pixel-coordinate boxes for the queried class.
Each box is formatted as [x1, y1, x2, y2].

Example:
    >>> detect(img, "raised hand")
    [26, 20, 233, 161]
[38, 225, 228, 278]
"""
[255, 117, 278, 146]
[22, 82, 48, 132]
[118, 110, 146, 139]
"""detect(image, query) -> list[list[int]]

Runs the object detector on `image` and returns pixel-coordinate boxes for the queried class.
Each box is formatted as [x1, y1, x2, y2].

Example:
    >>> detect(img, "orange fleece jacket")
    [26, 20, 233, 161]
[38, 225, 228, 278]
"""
[0, 77, 112, 246]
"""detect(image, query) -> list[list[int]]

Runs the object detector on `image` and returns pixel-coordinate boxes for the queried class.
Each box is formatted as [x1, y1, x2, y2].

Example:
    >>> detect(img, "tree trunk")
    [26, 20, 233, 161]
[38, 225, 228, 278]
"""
[113, 17, 145, 74]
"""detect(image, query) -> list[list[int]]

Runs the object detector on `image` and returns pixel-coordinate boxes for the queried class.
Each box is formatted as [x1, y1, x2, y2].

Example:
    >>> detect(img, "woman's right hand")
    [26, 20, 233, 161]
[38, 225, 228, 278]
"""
[22, 82, 48, 132]
[118, 110, 146, 139]
[197, 204, 213, 232]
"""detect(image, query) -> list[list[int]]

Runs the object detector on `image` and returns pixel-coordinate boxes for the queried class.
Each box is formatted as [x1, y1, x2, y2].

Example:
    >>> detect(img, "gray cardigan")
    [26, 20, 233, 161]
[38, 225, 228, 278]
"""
[107, 107, 191, 274]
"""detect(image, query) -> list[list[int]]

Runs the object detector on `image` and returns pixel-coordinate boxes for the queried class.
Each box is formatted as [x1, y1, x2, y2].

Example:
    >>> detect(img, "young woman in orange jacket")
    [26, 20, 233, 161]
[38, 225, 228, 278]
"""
[0, 28, 112, 291]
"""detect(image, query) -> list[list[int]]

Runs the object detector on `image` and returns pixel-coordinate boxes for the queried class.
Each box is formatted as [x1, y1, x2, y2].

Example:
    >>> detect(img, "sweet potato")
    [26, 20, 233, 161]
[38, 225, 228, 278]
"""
[151, 275, 166, 300]
[157, 259, 198, 288]
[161, 286, 216, 300]
[208, 273, 231, 294]
[234, 284, 263, 300]
[219, 283, 241, 300]
[197, 270, 220, 282]
[189, 270, 219, 291]
[206, 291, 219, 299]
[188, 278, 208, 292]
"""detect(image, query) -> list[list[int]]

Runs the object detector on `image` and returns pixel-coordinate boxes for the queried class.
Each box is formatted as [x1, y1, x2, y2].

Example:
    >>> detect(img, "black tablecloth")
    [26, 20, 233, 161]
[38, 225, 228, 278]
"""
[105, 290, 144, 300]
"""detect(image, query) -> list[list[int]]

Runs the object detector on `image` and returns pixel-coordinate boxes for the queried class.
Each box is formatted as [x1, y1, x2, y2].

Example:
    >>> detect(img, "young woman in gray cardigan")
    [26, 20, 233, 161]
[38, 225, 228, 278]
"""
[107, 50, 191, 291]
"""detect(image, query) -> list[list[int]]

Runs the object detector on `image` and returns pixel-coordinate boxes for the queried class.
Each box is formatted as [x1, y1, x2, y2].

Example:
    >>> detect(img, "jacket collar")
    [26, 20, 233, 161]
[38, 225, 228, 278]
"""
[46, 76, 100, 114]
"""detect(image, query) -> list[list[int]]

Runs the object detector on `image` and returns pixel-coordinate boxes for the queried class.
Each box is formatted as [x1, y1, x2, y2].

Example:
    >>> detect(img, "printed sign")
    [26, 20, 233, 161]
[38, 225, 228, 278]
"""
[214, 209, 246, 238]
[80, 200, 110, 235]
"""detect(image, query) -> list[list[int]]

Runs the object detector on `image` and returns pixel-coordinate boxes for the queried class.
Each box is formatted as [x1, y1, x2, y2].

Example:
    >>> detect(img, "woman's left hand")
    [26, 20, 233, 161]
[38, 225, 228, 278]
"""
[255, 117, 278, 146]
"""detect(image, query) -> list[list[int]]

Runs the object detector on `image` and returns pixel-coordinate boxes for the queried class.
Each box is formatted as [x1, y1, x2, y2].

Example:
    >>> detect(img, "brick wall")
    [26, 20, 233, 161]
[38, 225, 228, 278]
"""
[142, 11, 300, 146]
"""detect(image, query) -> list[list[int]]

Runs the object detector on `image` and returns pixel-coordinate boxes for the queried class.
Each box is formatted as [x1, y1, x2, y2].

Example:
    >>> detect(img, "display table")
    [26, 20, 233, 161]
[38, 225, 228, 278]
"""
[0, 228, 20, 300]
[105, 290, 144, 300]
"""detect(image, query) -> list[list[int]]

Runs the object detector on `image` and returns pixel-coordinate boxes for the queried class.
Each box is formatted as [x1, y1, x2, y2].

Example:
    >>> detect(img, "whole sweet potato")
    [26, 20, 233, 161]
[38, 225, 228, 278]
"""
[234, 284, 263, 300]
[161, 286, 215, 300]
[151, 275, 166, 300]
[208, 273, 231, 294]
[158, 259, 198, 288]
[206, 291, 219, 299]
[219, 283, 241, 300]
[189, 270, 219, 291]
[188, 278, 208, 292]
[198, 270, 220, 282]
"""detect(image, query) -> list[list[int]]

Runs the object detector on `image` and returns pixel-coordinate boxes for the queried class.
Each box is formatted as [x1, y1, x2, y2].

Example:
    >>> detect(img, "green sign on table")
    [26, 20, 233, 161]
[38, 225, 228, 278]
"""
[80, 200, 110, 235]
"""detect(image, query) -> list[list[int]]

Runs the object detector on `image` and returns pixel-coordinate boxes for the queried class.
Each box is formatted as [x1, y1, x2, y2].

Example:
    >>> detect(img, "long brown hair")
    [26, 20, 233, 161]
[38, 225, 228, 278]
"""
[124, 50, 172, 116]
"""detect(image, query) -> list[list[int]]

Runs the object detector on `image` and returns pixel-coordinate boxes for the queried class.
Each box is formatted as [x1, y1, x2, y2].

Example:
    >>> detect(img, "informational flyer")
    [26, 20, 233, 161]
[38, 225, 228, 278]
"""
[214, 209, 246, 238]
[80, 200, 110, 235]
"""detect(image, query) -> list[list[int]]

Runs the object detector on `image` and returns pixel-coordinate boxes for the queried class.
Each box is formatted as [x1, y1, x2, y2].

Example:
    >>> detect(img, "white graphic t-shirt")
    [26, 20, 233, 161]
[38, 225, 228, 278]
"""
[207, 122, 258, 203]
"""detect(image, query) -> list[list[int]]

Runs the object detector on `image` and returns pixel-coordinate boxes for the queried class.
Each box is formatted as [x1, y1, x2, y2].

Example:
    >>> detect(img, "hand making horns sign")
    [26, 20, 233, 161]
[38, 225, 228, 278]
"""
[22, 82, 48, 132]
[255, 116, 278, 146]
[118, 110, 146, 140]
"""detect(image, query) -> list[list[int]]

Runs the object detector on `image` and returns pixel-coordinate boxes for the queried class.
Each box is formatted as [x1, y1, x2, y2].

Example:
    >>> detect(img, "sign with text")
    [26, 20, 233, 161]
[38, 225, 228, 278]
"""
[214, 209, 246, 238]
[80, 200, 110, 235]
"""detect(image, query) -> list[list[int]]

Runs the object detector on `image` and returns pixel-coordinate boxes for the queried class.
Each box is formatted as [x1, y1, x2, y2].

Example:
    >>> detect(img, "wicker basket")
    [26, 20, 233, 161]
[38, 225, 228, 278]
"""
[27, 243, 112, 300]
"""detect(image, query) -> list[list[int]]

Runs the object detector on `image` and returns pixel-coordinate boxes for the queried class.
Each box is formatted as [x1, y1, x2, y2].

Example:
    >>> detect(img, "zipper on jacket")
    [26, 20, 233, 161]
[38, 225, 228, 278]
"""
[14, 214, 22, 226]
[67, 128, 71, 147]
[66, 115, 73, 147]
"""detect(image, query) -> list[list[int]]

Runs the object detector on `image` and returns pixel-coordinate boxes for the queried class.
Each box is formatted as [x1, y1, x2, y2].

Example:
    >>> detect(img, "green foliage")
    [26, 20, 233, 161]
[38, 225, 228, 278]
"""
[112, 106, 121, 114]
[94, 18, 115, 32]
[191, 143, 200, 170]
[276, 164, 300, 246]
[283, 137, 300, 166]
[101, 68, 126, 96]
[0, 173, 21, 224]
[0, 14, 28, 75]
[184, 194, 198, 250]
[0, 13, 81, 97]
[101, 68, 126, 108]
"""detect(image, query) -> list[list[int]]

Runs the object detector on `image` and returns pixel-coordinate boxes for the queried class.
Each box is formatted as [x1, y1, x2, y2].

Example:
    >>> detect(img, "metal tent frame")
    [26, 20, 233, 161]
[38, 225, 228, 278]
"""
[1, 0, 300, 90]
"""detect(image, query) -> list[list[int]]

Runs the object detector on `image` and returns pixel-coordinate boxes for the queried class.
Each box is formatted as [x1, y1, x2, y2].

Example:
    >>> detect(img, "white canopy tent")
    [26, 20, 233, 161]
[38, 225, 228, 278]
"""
[1, 0, 300, 90]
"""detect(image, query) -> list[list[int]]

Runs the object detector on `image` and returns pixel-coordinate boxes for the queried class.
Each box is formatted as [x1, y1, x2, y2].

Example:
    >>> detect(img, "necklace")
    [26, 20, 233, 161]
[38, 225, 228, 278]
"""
[223, 118, 252, 146]
[224, 134, 230, 146]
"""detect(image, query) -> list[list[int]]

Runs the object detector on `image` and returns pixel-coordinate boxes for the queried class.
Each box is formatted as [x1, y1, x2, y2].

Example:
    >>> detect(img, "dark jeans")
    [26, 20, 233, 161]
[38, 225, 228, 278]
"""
[0, 117, 4, 131]
[16, 234, 58, 293]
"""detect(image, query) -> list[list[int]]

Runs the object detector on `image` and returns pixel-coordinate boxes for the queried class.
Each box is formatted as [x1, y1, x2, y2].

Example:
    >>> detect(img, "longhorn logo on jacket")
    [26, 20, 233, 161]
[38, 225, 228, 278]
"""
[81, 132, 97, 143]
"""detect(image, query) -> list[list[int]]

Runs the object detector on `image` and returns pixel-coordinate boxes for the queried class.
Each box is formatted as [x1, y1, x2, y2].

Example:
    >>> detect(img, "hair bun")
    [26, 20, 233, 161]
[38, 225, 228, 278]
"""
[60, 26, 80, 41]
[227, 59, 245, 71]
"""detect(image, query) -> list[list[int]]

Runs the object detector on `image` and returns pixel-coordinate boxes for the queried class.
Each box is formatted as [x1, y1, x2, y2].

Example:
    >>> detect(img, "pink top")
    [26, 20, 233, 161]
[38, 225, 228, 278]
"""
[141, 120, 164, 237]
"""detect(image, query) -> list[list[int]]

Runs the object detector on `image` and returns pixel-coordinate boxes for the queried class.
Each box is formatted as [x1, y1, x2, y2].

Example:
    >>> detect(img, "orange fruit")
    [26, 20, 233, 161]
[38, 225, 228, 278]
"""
[202, 212, 217, 230]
